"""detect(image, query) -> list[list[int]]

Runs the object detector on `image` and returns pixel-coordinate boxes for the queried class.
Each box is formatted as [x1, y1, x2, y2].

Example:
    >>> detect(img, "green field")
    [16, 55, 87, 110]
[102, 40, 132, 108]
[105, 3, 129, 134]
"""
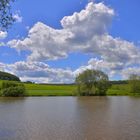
[25, 82, 139, 96]
[25, 83, 76, 96]
[0, 81, 76, 96]
[107, 84, 131, 96]
[0, 80, 139, 96]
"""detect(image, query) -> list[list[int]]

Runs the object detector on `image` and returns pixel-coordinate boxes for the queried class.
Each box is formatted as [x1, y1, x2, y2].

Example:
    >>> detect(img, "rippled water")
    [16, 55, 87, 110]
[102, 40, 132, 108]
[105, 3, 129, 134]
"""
[0, 97, 140, 140]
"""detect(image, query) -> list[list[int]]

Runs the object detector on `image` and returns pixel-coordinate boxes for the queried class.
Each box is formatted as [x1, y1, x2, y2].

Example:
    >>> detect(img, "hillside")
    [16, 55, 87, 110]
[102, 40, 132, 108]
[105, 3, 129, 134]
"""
[0, 71, 20, 81]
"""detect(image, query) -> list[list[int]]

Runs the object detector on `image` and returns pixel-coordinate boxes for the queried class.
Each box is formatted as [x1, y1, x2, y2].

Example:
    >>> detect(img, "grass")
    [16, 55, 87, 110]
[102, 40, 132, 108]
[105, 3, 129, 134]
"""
[107, 84, 131, 96]
[0, 81, 76, 96]
[0, 80, 140, 96]
[25, 83, 76, 96]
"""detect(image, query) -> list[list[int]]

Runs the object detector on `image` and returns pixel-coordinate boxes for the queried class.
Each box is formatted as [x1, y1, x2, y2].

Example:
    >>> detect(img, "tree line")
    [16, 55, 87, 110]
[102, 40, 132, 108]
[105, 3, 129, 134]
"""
[75, 69, 140, 96]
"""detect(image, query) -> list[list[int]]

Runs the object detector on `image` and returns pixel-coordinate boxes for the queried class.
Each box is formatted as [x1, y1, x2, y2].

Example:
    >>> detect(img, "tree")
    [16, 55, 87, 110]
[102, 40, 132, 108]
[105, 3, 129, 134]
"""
[75, 69, 110, 96]
[0, 0, 15, 30]
[0, 81, 26, 97]
[129, 74, 140, 94]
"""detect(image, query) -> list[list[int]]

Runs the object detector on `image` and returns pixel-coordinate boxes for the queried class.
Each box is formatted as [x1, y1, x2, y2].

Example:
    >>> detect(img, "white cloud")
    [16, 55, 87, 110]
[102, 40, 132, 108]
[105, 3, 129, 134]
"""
[0, 62, 6, 71]
[86, 35, 140, 65]
[0, 42, 5, 46]
[122, 67, 140, 79]
[13, 12, 23, 23]
[8, 61, 74, 83]
[8, 2, 115, 61]
[5, 2, 140, 82]
[8, 2, 140, 64]
[0, 31, 7, 39]
[1, 59, 140, 83]
[8, 22, 72, 61]
[74, 58, 121, 78]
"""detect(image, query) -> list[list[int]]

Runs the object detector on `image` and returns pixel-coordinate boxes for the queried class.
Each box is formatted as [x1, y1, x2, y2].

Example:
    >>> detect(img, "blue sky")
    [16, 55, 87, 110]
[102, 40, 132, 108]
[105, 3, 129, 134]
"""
[0, 0, 140, 83]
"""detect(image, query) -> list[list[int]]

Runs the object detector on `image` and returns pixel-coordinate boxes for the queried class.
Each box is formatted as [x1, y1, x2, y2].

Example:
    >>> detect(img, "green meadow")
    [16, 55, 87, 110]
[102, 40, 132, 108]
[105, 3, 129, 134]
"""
[0, 81, 76, 96]
[24, 83, 76, 96]
[107, 84, 131, 96]
[0, 80, 138, 96]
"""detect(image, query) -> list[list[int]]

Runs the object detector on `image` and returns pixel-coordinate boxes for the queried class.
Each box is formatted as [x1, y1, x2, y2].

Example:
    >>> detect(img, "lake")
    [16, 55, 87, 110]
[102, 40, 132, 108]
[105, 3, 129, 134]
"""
[0, 96, 140, 140]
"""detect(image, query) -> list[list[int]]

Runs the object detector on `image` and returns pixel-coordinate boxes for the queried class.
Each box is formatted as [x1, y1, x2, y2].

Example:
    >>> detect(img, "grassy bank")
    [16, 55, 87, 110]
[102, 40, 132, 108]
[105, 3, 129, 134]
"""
[0, 80, 139, 96]
[24, 83, 76, 96]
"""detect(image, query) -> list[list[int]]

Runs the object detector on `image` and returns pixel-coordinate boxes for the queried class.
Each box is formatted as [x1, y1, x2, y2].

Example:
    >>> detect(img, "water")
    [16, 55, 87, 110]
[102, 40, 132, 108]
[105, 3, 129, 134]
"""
[0, 97, 140, 140]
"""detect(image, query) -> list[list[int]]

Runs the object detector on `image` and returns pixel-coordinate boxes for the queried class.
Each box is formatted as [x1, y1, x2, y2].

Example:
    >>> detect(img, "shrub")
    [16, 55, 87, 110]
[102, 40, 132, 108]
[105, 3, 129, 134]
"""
[1, 81, 26, 97]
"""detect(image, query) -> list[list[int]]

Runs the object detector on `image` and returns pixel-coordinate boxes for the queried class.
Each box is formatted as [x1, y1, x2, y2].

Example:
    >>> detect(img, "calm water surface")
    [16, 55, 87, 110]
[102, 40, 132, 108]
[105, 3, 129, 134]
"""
[0, 96, 140, 140]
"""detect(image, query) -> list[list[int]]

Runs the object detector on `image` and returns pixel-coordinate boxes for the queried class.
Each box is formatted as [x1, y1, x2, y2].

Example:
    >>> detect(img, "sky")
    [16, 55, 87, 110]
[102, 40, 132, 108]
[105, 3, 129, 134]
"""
[0, 0, 140, 83]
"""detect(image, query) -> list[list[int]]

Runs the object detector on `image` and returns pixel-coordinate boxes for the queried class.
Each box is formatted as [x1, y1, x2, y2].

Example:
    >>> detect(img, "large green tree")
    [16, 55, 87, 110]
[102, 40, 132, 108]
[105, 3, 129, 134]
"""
[0, 0, 15, 30]
[75, 69, 109, 96]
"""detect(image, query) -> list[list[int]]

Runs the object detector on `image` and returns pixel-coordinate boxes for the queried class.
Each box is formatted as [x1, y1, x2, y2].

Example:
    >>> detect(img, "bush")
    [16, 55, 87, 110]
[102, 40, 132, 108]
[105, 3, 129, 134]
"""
[1, 81, 26, 97]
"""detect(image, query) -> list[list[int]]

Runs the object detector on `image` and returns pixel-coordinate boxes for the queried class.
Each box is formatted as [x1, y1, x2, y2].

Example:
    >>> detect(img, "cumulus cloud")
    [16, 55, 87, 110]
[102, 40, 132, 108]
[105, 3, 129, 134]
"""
[8, 61, 74, 83]
[1, 58, 140, 83]
[5, 2, 140, 82]
[8, 2, 115, 61]
[8, 2, 140, 64]
[74, 58, 121, 78]
[8, 22, 72, 61]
